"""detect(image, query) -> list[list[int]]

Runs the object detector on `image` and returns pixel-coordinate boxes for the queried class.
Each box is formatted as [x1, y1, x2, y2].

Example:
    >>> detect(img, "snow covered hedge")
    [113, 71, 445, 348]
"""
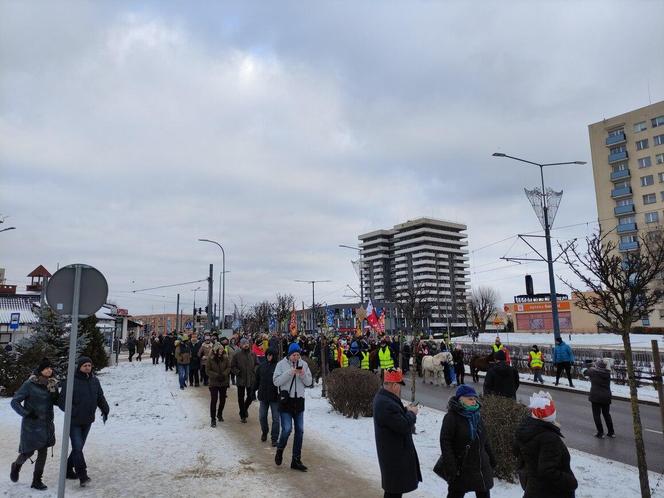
[326, 367, 381, 418]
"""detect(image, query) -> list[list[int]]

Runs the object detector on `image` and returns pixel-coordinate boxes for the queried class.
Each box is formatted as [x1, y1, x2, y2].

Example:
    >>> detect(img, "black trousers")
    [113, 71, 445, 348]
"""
[447, 491, 490, 498]
[384, 493, 402, 498]
[555, 362, 574, 386]
[15, 447, 47, 479]
[136, 352, 143, 361]
[210, 386, 227, 419]
[455, 362, 465, 385]
[128, 350, 135, 362]
[152, 355, 159, 365]
[236, 385, 253, 419]
[592, 402, 614, 435]
[200, 365, 209, 385]
[189, 366, 200, 386]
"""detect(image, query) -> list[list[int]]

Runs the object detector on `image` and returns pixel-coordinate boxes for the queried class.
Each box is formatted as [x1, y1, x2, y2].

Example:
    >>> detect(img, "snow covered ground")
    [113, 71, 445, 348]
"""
[457, 332, 664, 349]
[1, 360, 662, 497]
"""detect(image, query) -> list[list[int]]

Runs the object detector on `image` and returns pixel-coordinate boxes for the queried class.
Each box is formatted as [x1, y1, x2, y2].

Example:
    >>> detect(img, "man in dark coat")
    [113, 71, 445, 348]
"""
[127, 334, 136, 362]
[513, 391, 577, 498]
[483, 350, 519, 399]
[10, 358, 59, 491]
[373, 368, 421, 497]
[439, 385, 495, 498]
[58, 356, 110, 487]
[230, 338, 257, 422]
[253, 348, 280, 445]
[162, 333, 175, 371]
[583, 359, 614, 438]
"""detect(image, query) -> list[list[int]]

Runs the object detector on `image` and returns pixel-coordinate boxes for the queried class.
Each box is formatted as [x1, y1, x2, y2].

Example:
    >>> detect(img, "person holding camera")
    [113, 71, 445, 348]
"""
[10, 358, 60, 491]
[273, 342, 312, 471]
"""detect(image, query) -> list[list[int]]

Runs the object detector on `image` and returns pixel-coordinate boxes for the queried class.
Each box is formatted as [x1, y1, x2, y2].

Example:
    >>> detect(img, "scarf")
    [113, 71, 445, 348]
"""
[458, 403, 481, 441]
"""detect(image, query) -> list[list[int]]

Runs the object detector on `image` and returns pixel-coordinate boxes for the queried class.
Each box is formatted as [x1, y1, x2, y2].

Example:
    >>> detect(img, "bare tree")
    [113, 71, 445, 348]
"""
[274, 293, 295, 333]
[469, 287, 498, 332]
[559, 231, 664, 498]
[244, 300, 273, 335]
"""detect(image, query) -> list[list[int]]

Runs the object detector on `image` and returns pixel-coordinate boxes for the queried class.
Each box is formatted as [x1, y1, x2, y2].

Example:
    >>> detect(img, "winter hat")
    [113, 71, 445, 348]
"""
[595, 359, 607, 369]
[265, 348, 276, 361]
[240, 338, 249, 347]
[350, 342, 359, 353]
[529, 391, 557, 423]
[455, 384, 478, 400]
[36, 357, 53, 375]
[494, 350, 506, 361]
[77, 356, 93, 369]
[288, 343, 301, 355]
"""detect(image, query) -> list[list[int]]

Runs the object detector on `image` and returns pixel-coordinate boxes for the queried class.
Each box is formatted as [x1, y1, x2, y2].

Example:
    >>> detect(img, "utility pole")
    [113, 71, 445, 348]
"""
[207, 264, 214, 331]
[295, 279, 330, 395]
[176, 293, 180, 333]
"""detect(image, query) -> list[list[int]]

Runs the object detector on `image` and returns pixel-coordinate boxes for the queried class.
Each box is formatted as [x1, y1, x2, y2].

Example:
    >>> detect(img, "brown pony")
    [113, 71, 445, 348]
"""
[469, 352, 494, 383]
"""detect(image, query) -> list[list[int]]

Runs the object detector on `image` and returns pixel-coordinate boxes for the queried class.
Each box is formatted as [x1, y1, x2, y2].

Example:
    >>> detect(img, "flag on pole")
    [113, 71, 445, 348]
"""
[289, 305, 298, 336]
[356, 317, 362, 337]
[326, 308, 335, 327]
[366, 299, 380, 330]
[378, 310, 386, 334]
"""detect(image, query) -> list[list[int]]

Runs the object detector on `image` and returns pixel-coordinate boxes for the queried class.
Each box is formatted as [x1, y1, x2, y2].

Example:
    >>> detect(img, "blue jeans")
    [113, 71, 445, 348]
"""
[178, 364, 190, 388]
[277, 409, 304, 459]
[259, 400, 280, 443]
[67, 423, 92, 474]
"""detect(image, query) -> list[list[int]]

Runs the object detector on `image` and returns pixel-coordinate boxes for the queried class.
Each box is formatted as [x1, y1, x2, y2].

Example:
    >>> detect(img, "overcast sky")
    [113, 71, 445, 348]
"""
[1, 1, 663, 317]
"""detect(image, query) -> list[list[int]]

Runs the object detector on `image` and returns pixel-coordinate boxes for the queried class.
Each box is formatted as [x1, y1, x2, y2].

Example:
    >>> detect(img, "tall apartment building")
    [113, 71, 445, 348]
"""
[589, 100, 664, 327]
[358, 217, 469, 333]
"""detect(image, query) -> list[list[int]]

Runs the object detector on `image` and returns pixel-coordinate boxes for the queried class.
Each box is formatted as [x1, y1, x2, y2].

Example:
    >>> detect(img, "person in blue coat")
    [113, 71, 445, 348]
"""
[553, 338, 575, 387]
[58, 356, 110, 487]
[373, 368, 421, 498]
[10, 358, 60, 491]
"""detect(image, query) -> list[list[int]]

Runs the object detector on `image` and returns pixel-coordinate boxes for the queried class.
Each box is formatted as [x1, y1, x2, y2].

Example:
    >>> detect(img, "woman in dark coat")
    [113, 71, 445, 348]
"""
[206, 343, 231, 426]
[10, 358, 59, 491]
[253, 348, 281, 445]
[373, 369, 421, 497]
[439, 385, 495, 498]
[513, 391, 577, 498]
[583, 359, 614, 438]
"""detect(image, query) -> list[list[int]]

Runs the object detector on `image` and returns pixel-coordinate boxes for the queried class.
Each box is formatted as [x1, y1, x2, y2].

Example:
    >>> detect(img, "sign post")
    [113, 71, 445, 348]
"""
[46, 264, 108, 498]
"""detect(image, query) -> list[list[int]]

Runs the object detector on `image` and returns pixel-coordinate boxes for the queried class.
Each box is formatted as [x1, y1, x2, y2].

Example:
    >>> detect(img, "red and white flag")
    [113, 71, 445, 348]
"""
[366, 299, 380, 330]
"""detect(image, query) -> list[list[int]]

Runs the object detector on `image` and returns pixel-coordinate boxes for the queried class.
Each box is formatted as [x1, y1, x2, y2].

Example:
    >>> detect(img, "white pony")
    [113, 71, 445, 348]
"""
[421, 352, 450, 385]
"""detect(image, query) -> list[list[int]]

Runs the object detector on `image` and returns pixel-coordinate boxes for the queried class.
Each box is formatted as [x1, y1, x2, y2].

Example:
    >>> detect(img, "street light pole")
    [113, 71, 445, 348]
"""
[339, 244, 364, 304]
[492, 152, 586, 341]
[198, 238, 226, 330]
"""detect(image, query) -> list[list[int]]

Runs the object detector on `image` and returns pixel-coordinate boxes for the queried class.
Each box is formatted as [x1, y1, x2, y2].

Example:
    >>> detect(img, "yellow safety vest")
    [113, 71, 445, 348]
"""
[361, 352, 370, 370]
[378, 347, 394, 370]
[492, 344, 503, 353]
[529, 351, 543, 368]
[341, 352, 349, 368]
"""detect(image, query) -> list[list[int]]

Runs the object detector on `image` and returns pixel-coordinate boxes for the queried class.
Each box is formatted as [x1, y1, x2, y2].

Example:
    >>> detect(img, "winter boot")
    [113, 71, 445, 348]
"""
[66, 467, 78, 479]
[261, 432, 268, 442]
[10, 461, 21, 483]
[275, 448, 284, 466]
[217, 411, 224, 422]
[30, 476, 47, 491]
[211, 418, 217, 428]
[79, 471, 91, 487]
[271, 440, 278, 447]
[290, 457, 308, 472]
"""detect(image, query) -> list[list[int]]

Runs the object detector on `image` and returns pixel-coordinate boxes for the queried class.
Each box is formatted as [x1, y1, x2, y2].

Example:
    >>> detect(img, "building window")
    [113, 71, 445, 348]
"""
[618, 215, 635, 224]
[610, 145, 627, 154]
[617, 197, 634, 207]
[643, 193, 656, 204]
[638, 157, 652, 168]
[642, 317, 651, 326]
[653, 115, 664, 128]
[645, 211, 660, 224]
[636, 139, 649, 150]
[657, 153, 664, 165]
[634, 121, 647, 133]
[641, 175, 654, 186]
[608, 128, 624, 138]
[655, 134, 664, 146]
[615, 180, 630, 189]
[621, 235, 637, 243]
[660, 191, 664, 201]
[612, 161, 628, 172]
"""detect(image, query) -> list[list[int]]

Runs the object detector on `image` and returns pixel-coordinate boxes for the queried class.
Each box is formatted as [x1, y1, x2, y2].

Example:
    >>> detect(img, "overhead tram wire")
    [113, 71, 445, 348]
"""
[129, 278, 209, 293]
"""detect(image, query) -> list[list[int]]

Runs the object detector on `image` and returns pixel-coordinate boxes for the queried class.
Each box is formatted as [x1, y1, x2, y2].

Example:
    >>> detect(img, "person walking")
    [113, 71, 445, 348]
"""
[438, 385, 495, 498]
[198, 334, 214, 386]
[373, 368, 421, 498]
[483, 350, 519, 399]
[254, 348, 281, 446]
[136, 335, 145, 362]
[528, 345, 544, 384]
[273, 343, 312, 471]
[346, 341, 363, 368]
[553, 337, 575, 387]
[231, 338, 257, 423]
[175, 336, 192, 390]
[162, 334, 174, 371]
[150, 335, 161, 365]
[190, 335, 202, 387]
[583, 359, 615, 438]
[127, 334, 136, 362]
[206, 343, 230, 427]
[58, 356, 110, 488]
[10, 358, 59, 491]
[378, 338, 395, 374]
[452, 345, 465, 385]
[513, 391, 578, 498]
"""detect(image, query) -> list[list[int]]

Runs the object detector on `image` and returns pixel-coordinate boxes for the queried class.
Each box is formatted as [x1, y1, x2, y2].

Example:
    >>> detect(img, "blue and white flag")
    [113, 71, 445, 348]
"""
[326, 308, 335, 327]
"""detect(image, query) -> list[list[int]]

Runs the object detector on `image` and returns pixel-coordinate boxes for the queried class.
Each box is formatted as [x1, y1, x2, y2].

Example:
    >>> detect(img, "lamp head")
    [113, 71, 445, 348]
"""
[492, 152, 506, 157]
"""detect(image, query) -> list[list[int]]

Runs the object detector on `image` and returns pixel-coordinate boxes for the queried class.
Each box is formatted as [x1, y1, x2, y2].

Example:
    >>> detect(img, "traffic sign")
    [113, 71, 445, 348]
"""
[46, 264, 108, 317]
[185, 321, 193, 330]
[9, 312, 20, 330]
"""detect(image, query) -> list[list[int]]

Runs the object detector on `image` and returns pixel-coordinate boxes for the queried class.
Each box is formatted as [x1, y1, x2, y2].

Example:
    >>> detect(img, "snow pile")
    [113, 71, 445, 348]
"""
[457, 332, 664, 349]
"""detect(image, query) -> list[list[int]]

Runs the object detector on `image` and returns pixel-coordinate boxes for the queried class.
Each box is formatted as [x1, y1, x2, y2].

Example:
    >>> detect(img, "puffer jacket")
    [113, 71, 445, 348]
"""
[175, 342, 192, 365]
[513, 416, 577, 498]
[553, 342, 575, 364]
[483, 362, 520, 399]
[439, 398, 495, 493]
[206, 352, 231, 388]
[253, 349, 279, 402]
[231, 348, 257, 387]
[583, 366, 612, 405]
[58, 370, 109, 426]
[11, 375, 59, 453]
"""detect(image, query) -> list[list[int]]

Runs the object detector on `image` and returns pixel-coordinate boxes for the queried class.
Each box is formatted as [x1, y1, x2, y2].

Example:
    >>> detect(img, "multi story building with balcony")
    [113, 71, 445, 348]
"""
[589, 100, 664, 327]
[358, 217, 470, 334]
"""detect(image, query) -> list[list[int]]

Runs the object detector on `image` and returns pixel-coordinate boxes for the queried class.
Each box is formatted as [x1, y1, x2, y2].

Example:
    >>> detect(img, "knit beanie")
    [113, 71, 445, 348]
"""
[494, 350, 506, 361]
[36, 357, 53, 375]
[350, 342, 359, 353]
[529, 391, 556, 423]
[288, 343, 301, 355]
[77, 356, 93, 369]
[455, 384, 478, 400]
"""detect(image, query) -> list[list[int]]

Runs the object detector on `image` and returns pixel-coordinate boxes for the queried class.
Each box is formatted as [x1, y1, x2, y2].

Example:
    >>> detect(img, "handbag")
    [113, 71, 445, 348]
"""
[279, 369, 305, 414]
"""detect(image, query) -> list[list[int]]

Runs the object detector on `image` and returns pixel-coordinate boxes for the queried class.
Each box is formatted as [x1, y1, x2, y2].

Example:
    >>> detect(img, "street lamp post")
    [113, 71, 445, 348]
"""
[339, 244, 364, 304]
[198, 238, 225, 330]
[492, 152, 586, 341]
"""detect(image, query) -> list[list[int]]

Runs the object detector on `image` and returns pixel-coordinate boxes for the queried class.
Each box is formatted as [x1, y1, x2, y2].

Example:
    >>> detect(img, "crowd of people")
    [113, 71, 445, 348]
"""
[8, 329, 614, 496]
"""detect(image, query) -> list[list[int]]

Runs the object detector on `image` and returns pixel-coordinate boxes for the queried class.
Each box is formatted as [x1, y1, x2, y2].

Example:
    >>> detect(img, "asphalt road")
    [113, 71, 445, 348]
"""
[406, 374, 664, 472]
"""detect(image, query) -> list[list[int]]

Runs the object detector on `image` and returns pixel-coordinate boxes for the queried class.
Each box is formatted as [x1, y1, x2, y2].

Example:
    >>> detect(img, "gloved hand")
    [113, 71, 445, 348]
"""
[102, 412, 108, 424]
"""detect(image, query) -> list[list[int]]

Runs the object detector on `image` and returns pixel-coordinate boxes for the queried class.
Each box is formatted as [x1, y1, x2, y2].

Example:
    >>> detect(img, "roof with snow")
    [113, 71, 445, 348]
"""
[0, 296, 40, 324]
[27, 265, 51, 278]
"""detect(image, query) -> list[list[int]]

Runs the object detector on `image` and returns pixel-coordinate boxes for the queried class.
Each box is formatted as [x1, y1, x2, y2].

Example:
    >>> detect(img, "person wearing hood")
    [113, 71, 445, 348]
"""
[483, 350, 519, 399]
[528, 345, 544, 384]
[347, 341, 363, 368]
[553, 337, 575, 387]
[231, 337, 257, 423]
[583, 359, 614, 438]
[438, 385, 494, 498]
[513, 391, 577, 498]
[10, 358, 59, 491]
[206, 343, 231, 427]
[253, 348, 281, 445]
[58, 356, 110, 488]
[175, 335, 192, 390]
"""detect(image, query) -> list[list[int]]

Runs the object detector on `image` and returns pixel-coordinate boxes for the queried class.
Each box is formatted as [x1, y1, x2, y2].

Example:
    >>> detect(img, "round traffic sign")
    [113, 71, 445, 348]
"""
[46, 264, 108, 317]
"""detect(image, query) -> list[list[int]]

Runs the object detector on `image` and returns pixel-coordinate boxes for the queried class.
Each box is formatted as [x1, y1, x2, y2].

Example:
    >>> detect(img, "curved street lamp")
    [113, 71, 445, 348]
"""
[198, 238, 226, 329]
